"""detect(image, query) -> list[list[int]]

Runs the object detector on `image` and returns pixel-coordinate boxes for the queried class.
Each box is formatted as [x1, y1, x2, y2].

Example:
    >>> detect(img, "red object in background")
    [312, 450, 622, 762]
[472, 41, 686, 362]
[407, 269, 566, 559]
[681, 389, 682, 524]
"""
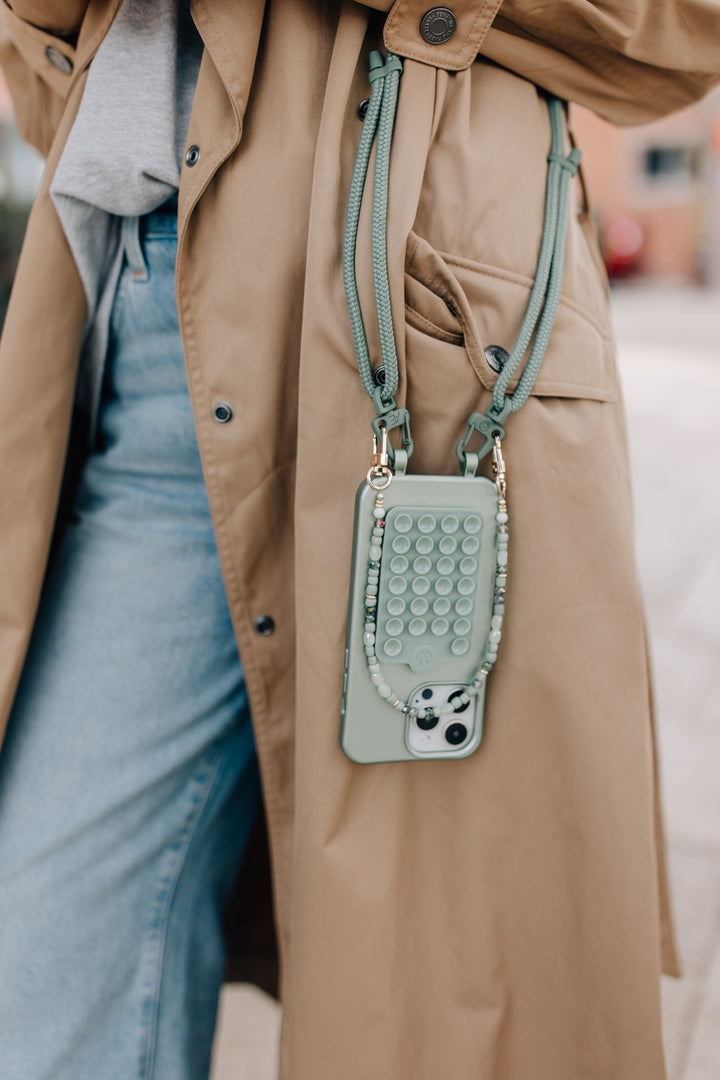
[602, 213, 645, 279]
[712, 117, 720, 157]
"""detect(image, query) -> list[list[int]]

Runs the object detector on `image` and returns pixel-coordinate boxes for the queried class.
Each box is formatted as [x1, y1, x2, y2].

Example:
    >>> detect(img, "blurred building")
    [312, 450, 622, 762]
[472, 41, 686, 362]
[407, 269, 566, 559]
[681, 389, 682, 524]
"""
[571, 89, 720, 285]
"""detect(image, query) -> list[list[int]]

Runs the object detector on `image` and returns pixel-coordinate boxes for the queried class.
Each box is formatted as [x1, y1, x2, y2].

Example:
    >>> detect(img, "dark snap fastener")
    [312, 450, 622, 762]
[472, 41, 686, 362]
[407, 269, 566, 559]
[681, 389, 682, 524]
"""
[357, 98, 370, 121]
[185, 144, 200, 167]
[485, 345, 509, 373]
[372, 365, 386, 387]
[420, 7, 457, 45]
[213, 402, 233, 424]
[45, 45, 73, 74]
[254, 615, 275, 636]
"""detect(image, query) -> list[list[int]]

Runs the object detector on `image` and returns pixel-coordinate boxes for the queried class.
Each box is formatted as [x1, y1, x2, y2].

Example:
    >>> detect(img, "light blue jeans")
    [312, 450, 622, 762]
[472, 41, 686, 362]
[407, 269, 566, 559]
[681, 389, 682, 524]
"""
[0, 207, 262, 1080]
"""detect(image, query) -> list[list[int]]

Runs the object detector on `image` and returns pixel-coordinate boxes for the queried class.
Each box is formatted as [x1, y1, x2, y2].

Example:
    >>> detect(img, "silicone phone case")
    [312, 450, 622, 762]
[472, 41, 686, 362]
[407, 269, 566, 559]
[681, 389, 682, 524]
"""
[340, 473, 499, 763]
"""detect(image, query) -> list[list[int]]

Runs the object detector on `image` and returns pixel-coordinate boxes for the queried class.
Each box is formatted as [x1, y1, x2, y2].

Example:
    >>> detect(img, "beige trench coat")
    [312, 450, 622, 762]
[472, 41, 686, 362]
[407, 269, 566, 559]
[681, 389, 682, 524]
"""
[1, 1, 719, 1076]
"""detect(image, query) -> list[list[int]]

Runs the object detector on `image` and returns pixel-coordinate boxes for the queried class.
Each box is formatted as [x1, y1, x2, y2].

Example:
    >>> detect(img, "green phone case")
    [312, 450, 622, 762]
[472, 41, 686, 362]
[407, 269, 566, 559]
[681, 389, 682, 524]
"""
[340, 473, 500, 763]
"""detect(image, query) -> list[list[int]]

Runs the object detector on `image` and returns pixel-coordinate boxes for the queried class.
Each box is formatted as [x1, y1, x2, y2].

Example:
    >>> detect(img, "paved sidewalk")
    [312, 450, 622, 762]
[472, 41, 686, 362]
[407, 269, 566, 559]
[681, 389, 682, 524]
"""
[210, 284, 720, 1080]
[612, 285, 720, 1080]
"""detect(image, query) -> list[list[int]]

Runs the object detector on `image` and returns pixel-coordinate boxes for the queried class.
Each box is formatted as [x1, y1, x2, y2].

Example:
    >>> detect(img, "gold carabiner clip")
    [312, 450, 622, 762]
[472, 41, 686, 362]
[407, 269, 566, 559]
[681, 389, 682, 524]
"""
[367, 426, 393, 490]
[492, 435, 507, 502]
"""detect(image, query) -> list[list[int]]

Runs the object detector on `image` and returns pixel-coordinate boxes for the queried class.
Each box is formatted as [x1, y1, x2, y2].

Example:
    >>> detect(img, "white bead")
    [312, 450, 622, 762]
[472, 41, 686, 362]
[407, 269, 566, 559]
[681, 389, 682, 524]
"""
[373, 507, 384, 518]
[497, 551, 508, 566]
[366, 585, 378, 596]
[489, 630, 501, 645]
[363, 632, 375, 646]
[369, 545, 382, 560]
[368, 663, 380, 673]
[371, 672, 384, 685]
[491, 615, 503, 630]
[496, 512, 508, 523]
[365, 621, 376, 632]
[438, 703, 453, 715]
[378, 684, 392, 698]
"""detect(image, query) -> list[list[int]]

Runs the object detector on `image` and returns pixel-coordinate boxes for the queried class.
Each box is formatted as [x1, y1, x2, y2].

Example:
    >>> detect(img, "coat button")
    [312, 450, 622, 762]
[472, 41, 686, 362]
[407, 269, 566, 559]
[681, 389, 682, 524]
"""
[45, 46, 73, 74]
[419, 7, 457, 44]
[185, 144, 200, 167]
[484, 345, 509, 373]
[213, 401, 233, 423]
[254, 615, 275, 636]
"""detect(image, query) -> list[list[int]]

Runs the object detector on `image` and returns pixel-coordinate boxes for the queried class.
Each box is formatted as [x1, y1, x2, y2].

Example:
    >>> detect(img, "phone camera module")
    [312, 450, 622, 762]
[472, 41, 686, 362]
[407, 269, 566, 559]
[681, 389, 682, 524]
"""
[444, 721, 468, 745]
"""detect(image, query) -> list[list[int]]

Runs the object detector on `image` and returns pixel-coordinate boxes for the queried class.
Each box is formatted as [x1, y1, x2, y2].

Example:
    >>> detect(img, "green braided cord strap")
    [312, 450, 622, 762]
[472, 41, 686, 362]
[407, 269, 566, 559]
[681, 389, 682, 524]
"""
[456, 97, 582, 468]
[370, 52, 402, 406]
[507, 145, 582, 411]
[342, 50, 413, 460]
[342, 57, 386, 401]
[343, 53, 579, 473]
[489, 98, 566, 411]
[342, 50, 403, 409]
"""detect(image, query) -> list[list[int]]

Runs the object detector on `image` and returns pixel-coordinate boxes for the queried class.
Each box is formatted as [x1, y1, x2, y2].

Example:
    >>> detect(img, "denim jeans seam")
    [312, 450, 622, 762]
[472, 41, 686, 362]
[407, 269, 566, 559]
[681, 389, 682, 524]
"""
[135, 740, 232, 1080]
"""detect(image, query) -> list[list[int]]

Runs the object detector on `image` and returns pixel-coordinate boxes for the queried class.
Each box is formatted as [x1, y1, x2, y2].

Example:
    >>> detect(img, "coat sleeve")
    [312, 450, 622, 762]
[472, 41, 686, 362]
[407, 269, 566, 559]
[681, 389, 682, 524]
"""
[0, 1, 88, 155]
[481, 0, 720, 126]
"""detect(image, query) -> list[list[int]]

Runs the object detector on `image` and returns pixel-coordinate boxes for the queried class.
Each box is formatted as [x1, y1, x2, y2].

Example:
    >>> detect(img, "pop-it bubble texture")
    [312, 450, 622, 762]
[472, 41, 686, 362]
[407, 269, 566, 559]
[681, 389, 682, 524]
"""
[376, 506, 485, 673]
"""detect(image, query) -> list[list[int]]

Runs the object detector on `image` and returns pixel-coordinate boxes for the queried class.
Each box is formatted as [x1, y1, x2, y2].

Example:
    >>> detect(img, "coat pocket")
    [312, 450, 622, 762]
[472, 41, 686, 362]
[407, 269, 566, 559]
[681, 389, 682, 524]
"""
[405, 229, 617, 402]
[402, 229, 619, 474]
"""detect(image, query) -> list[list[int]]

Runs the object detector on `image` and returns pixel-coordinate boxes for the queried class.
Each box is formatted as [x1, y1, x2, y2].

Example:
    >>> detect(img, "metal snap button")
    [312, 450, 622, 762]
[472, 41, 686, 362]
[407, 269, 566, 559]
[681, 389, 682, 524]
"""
[357, 98, 370, 121]
[372, 365, 386, 387]
[254, 615, 275, 636]
[185, 144, 200, 167]
[484, 345, 509, 373]
[45, 46, 73, 74]
[419, 7, 457, 45]
[213, 402, 233, 423]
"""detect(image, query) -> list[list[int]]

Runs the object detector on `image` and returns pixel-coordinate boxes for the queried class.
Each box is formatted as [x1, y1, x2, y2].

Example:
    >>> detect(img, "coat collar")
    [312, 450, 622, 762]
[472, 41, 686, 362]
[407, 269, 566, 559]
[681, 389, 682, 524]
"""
[74, 0, 122, 73]
[190, 0, 265, 129]
[71, 0, 265, 137]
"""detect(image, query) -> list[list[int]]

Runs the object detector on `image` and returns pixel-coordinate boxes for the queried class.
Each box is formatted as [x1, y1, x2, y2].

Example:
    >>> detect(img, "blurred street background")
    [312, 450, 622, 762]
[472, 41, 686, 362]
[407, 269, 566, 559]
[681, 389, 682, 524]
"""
[0, 76, 717, 1080]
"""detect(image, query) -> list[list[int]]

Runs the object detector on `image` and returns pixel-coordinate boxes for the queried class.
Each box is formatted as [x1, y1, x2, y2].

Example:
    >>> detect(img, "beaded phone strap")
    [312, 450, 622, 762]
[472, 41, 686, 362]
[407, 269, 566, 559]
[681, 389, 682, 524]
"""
[358, 436, 509, 722]
[342, 50, 581, 721]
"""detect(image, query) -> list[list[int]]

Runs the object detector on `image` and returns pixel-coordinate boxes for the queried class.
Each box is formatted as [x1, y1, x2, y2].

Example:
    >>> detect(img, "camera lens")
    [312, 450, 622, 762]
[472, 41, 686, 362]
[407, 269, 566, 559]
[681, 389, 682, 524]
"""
[445, 722, 468, 745]
[416, 711, 439, 731]
[447, 689, 470, 714]
[421, 688, 434, 700]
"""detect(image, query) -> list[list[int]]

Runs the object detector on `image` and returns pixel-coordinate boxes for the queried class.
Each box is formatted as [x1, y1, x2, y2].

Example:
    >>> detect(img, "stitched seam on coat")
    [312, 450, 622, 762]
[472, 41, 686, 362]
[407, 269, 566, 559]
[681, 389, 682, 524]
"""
[405, 302, 464, 343]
